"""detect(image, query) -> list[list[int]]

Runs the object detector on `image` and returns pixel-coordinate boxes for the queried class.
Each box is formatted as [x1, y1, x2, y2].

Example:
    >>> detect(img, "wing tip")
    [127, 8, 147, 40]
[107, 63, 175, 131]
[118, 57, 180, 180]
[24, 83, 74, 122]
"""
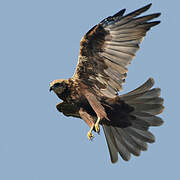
[124, 3, 153, 18]
[147, 3, 152, 8]
[148, 77, 155, 86]
[112, 8, 126, 18]
[153, 21, 161, 25]
[111, 157, 118, 164]
[156, 12, 161, 17]
[144, 3, 152, 10]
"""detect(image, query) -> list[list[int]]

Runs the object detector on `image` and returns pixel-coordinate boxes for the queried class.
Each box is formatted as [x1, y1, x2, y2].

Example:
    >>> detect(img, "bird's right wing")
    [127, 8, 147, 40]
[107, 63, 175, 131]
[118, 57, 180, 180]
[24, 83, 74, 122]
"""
[73, 4, 161, 98]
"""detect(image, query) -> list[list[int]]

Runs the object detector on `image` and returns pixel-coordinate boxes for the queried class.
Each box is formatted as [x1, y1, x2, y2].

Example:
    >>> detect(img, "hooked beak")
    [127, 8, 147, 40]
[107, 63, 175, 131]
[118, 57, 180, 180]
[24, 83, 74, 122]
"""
[49, 86, 53, 92]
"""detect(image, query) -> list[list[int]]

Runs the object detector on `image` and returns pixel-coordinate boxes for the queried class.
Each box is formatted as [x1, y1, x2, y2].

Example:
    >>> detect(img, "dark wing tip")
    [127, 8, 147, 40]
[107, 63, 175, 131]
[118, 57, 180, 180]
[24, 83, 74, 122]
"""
[100, 3, 157, 28]
[112, 8, 126, 18]
[156, 12, 161, 17]
[136, 3, 152, 12]
[149, 12, 161, 19]
[147, 3, 152, 7]
[149, 21, 161, 26]
[100, 8, 126, 26]
[142, 3, 152, 10]
[123, 3, 152, 18]
[148, 77, 155, 86]
[113, 3, 153, 19]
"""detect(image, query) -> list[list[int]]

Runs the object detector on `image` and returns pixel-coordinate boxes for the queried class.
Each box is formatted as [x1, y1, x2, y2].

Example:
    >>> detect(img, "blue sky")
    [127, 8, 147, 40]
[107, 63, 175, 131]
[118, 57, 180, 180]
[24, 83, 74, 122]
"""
[0, 0, 179, 179]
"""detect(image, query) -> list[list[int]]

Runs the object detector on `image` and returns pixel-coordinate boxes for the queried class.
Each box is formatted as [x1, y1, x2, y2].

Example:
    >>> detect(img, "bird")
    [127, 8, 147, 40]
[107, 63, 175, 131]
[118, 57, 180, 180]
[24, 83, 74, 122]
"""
[49, 3, 164, 163]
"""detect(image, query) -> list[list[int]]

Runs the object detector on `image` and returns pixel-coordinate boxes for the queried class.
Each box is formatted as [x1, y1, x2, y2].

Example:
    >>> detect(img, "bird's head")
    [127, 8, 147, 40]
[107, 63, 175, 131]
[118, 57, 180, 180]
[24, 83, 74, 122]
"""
[49, 79, 67, 96]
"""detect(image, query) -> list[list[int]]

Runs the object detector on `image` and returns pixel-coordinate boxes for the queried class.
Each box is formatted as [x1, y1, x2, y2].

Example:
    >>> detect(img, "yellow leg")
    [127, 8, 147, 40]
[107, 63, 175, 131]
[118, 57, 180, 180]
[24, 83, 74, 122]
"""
[95, 117, 101, 133]
[87, 126, 94, 140]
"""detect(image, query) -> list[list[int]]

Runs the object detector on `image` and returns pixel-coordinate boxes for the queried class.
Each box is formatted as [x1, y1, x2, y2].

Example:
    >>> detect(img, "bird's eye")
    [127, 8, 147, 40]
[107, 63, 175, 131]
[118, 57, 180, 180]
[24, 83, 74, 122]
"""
[54, 83, 61, 87]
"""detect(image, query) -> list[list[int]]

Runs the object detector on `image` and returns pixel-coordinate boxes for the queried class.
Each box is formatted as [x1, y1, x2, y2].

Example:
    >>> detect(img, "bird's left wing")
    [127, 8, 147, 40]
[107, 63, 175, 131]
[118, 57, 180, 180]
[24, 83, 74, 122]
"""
[72, 4, 160, 98]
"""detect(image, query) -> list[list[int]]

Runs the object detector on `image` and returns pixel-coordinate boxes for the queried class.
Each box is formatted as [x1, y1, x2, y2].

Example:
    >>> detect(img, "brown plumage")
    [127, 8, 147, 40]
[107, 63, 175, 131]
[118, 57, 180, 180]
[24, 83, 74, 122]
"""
[50, 4, 164, 163]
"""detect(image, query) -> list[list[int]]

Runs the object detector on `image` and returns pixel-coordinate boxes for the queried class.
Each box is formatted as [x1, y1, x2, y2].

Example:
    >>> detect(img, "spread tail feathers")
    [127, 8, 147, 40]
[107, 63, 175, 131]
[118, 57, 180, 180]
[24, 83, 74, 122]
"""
[103, 78, 164, 163]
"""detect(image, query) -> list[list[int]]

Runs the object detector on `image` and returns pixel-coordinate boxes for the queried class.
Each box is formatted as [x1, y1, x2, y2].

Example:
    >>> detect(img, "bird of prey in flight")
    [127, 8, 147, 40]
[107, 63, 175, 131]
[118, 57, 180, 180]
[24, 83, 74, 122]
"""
[50, 3, 164, 163]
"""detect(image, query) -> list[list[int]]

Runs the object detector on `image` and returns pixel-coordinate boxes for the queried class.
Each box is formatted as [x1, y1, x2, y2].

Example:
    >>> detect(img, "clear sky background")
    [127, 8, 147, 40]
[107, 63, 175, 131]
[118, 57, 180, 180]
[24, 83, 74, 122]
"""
[0, 0, 179, 179]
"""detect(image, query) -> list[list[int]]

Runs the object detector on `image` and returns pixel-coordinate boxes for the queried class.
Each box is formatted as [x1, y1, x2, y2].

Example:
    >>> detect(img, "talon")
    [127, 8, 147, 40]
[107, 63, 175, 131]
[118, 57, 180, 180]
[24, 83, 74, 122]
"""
[95, 117, 101, 133]
[87, 131, 94, 140]
[87, 126, 94, 140]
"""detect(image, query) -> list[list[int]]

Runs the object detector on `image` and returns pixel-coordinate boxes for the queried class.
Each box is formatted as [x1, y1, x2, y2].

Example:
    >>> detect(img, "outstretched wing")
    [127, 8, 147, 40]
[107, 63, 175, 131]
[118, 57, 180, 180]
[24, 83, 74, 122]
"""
[72, 4, 160, 98]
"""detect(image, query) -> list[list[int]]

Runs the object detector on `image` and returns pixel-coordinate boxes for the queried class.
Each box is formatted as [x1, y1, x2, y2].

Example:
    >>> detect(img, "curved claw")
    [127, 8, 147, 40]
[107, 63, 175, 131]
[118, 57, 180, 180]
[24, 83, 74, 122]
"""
[87, 131, 94, 140]
[87, 126, 94, 140]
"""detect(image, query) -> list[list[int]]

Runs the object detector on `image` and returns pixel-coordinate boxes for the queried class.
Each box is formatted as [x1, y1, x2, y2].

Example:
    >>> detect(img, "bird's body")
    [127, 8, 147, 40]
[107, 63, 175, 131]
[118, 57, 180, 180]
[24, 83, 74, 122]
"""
[50, 4, 164, 163]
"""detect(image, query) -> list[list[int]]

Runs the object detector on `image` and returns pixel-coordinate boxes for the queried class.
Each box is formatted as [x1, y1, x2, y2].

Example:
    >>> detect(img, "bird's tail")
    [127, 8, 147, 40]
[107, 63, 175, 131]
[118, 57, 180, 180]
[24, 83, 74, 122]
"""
[102, 78, 164, 163]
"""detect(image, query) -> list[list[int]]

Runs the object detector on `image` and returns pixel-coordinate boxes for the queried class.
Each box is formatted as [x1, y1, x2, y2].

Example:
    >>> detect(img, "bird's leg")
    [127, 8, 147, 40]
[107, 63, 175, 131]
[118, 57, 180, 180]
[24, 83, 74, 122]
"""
[79, 108, 96, 140]
[83, 91, 109, 134]
[87, 125, 94, 140]
[95, 117, 101, 133]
